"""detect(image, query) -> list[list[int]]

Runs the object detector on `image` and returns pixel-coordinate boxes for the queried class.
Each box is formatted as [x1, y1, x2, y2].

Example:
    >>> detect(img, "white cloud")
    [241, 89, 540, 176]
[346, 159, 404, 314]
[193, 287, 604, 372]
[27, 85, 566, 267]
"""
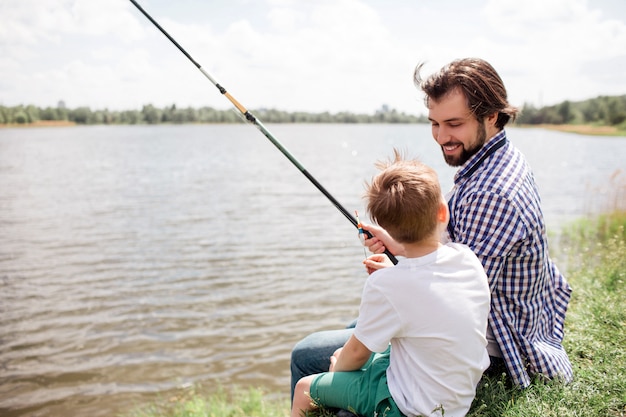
[0, 0, 624, 113]
[481, 0, 626, 106]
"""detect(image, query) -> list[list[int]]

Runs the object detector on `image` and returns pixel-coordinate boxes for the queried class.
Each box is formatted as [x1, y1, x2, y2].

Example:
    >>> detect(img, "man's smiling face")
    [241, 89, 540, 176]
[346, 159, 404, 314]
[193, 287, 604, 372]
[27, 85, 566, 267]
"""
[427, 87, 493, 167]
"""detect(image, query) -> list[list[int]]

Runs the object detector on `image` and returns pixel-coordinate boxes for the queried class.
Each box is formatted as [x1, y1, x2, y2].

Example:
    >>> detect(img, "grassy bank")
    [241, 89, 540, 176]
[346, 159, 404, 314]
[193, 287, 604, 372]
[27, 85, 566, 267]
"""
[466, 210, 625, 416]
[0, 120, 77, 128]
[2, 121, 625, 136]
[519, 123, 626, 136]
[121, 212, 625, 417]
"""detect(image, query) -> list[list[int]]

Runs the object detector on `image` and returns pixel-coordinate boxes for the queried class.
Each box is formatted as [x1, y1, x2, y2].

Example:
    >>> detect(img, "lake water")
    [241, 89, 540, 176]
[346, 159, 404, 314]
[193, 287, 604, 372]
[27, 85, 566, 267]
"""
[0, 124, 624, 416]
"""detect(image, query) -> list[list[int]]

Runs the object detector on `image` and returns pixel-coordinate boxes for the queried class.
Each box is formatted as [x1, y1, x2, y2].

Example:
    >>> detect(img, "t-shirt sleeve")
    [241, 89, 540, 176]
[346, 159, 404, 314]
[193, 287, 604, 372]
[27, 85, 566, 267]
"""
[354, 276, 401, 353]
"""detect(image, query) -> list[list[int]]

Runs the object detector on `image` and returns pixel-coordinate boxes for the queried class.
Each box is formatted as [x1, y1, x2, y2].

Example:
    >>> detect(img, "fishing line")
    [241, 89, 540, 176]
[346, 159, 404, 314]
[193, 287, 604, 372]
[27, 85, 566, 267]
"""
[129, 0, 398, 265]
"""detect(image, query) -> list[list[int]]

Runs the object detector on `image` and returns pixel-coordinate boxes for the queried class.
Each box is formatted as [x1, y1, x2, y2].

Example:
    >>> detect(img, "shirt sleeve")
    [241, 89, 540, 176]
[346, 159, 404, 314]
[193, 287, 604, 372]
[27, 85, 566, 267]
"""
[354, 276, 401, 353]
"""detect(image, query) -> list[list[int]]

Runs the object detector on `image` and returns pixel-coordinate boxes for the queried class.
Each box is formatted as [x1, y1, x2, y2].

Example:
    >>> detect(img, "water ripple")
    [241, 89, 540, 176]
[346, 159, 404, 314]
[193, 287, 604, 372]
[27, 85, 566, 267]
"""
[1, 125, 624, 416]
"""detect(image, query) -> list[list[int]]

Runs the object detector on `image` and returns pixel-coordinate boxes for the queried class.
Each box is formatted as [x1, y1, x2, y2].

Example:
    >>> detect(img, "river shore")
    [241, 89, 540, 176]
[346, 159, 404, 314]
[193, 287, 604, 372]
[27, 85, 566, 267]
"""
[0, 120, 77, 128]
[521, 123, 625, 136]
[2, 121, 625, 136]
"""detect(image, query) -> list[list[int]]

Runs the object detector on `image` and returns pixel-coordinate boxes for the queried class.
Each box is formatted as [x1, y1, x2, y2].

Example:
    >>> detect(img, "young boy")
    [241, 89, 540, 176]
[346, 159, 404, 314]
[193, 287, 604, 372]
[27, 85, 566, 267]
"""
[291, 152, 491, 417]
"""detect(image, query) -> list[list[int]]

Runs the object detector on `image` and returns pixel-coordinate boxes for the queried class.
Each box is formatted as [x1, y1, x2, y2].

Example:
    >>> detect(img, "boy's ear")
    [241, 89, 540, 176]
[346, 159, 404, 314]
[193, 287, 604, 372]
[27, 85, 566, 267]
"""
[438, 201, 449, 224]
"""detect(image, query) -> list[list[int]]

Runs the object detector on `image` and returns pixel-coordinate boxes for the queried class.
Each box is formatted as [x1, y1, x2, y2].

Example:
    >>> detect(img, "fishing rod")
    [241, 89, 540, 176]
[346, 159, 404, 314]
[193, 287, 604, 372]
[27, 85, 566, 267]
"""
[129, 0, 398, 265]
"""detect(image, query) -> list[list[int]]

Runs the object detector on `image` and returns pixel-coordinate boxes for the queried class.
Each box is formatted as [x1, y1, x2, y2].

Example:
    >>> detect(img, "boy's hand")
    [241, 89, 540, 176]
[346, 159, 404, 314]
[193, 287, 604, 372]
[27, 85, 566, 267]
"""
[329, 347, 344, 371]
[363, 254, 394, 274]
[361, 223, 405, 257]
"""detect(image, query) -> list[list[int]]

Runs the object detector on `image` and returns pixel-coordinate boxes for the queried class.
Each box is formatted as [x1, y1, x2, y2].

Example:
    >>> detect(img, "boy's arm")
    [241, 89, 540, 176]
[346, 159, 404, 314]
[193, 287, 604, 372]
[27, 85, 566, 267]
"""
[330, 334, 372, 372]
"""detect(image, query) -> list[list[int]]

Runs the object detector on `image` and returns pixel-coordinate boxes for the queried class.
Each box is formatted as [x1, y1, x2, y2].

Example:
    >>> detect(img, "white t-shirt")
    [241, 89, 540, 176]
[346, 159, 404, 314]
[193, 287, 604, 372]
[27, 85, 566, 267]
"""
[354, 242, 490, 417]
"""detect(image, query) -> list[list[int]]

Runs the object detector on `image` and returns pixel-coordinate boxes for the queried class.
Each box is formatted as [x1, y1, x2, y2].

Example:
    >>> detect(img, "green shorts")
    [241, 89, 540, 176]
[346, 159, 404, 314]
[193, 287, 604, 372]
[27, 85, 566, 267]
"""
[309, 348, 405, 417]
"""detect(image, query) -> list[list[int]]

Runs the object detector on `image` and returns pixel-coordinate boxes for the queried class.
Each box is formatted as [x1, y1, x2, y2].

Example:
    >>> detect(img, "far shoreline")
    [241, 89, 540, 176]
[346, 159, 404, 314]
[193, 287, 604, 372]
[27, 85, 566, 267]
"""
[518, 123, 625, 137]
[0, 120, 77, 128]
[1, 121, 625, 136]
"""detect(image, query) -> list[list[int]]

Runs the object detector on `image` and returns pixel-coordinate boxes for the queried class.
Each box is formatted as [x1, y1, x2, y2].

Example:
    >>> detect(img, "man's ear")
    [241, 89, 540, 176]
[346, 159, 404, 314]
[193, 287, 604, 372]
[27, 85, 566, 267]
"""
[486, 111, 499, 127]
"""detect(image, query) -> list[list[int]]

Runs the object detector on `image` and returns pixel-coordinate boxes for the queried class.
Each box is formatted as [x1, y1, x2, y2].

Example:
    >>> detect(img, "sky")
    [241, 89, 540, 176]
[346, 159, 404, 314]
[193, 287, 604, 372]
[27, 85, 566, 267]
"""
[1, 0, 625, 116]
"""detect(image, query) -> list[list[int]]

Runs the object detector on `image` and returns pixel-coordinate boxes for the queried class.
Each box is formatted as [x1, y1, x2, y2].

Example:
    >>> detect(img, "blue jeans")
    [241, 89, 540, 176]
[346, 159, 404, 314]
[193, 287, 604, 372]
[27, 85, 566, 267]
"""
[290, 324, 355, 401]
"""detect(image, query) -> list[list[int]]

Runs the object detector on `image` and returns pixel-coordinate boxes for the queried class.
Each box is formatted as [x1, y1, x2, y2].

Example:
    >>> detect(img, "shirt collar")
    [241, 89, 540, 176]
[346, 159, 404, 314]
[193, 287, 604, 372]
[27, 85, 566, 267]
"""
[454, 129, 508, 183]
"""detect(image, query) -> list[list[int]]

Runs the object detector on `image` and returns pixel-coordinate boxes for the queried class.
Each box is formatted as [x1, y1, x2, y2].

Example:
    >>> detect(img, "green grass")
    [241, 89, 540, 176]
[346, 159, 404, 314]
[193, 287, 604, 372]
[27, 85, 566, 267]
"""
[462, 212, 625, 416]
[122, 385, 290, 417]
[121, 212, 626, 417]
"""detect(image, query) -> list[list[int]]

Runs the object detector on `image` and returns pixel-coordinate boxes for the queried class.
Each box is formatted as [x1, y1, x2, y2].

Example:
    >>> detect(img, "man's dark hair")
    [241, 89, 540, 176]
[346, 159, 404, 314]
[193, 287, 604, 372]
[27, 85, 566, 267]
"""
[414, 58, 519, 129]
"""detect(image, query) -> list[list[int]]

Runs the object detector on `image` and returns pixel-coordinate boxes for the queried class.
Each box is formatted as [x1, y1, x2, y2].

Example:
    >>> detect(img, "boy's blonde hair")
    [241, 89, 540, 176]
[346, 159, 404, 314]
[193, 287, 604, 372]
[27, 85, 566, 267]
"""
[365, 149, 442, 244]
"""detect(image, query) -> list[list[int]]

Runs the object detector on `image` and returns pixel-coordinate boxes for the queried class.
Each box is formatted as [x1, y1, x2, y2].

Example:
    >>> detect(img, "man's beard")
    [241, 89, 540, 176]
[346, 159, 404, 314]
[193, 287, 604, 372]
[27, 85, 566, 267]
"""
[442, 122, 487, 167]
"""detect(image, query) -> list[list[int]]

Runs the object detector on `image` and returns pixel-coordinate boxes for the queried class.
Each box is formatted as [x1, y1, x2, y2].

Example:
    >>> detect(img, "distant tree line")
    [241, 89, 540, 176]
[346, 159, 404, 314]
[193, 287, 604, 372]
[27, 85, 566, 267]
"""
[0, 103, 426, 125]
[1, 95, 625, 127]
[515, 95, 626, 127]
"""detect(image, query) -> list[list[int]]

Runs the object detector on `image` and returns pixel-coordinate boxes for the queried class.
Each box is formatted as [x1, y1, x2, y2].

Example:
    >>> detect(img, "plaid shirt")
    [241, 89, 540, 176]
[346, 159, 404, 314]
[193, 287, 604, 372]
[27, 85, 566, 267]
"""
[446, 130, 573, 387]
